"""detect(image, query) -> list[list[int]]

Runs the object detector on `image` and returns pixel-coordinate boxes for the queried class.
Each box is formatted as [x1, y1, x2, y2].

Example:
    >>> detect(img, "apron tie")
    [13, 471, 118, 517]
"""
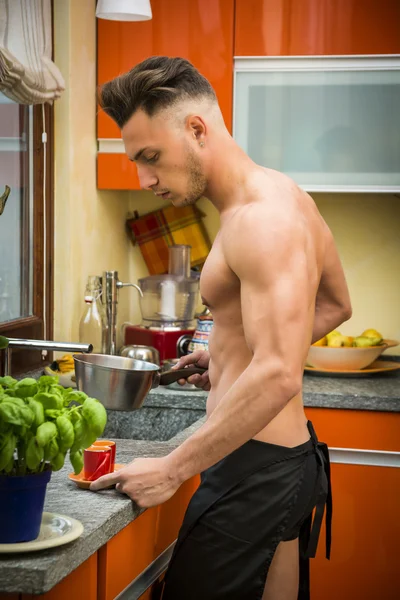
[304, 422, 332, 560]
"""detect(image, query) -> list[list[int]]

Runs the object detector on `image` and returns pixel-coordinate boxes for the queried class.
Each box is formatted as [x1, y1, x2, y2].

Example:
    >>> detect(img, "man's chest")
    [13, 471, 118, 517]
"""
[200, 235, 240, 311]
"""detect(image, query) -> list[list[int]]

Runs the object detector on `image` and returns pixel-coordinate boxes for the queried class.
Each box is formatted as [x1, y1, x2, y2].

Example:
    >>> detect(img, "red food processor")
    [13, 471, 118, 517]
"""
[123, 246, 204, 363]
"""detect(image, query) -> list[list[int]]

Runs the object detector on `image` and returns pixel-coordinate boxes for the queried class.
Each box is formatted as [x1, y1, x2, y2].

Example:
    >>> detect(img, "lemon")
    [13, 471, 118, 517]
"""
[313, 336, 327, 346]
[361, 329, 383, 343]
[353, 336, 381, 348]
[326, 330, 342, 346]
[328, 336, 345, 347]
[341, 335, 354, 347]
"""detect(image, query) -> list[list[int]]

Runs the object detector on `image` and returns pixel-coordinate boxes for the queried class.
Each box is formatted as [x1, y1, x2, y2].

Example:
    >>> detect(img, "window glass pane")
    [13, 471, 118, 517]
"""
[0, 93, 34, 322]
[234, 66, 400, 189]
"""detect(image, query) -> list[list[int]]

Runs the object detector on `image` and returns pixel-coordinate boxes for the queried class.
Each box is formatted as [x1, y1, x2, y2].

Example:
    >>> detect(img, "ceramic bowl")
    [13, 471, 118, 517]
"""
[306, 340, 398, 371]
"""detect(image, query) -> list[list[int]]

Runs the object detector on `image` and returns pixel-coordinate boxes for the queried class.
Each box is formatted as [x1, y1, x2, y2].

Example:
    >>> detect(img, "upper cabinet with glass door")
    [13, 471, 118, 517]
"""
[234, 56, 400, 192]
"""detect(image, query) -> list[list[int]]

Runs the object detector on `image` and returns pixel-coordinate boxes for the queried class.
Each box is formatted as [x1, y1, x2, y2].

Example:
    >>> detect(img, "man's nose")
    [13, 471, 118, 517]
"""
[137, 165, 158, 191]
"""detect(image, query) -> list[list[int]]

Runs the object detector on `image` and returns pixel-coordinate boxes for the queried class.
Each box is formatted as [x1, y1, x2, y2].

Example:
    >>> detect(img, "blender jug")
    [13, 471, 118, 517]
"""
[138, 245, 201, 328]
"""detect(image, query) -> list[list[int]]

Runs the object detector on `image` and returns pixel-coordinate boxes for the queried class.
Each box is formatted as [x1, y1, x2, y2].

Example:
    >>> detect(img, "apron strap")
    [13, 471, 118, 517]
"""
[304, 422, 333, 560]
[298, 513, 312, 600]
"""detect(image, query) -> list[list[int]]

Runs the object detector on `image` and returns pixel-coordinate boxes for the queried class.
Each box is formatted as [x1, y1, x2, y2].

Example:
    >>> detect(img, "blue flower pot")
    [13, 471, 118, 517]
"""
[0, 469, 52, 543]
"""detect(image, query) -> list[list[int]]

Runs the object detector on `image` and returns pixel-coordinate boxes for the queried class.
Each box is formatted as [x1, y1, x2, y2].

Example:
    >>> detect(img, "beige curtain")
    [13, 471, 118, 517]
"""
[0, 0, 65, 104]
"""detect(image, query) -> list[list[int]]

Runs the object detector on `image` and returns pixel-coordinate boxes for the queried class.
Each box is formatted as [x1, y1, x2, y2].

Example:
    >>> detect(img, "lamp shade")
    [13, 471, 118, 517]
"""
[96, 0, 152, 21]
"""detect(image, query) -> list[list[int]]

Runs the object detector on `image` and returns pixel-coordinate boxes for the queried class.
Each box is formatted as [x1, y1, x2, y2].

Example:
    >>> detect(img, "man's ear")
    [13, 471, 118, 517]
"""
[187, 115, 207, 144]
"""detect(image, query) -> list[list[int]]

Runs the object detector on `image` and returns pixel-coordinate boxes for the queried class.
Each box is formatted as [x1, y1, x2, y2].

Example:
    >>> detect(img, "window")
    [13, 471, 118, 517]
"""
[0, 96, 53, 373]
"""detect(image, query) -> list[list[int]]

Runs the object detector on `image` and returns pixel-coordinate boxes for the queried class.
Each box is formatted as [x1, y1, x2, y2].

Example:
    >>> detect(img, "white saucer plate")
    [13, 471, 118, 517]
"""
[0, 512, 84, 553]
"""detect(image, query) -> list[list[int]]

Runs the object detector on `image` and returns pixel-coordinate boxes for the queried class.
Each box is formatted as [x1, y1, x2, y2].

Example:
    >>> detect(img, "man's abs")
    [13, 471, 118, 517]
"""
[205, 321, 310, 449]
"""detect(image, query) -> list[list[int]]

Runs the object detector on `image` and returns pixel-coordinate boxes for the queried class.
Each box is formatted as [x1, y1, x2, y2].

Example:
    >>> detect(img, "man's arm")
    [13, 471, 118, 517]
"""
[312, 223, 352, 343]
[167, 204, 314, 483]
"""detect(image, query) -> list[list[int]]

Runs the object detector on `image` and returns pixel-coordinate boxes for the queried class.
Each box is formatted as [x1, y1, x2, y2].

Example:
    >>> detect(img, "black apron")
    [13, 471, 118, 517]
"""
[160, 421, 332, 600]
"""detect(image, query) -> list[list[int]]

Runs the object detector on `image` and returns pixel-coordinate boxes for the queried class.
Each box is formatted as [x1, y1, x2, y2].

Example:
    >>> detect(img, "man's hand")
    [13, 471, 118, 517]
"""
[173, 350, 211, 391]
[89, 456, 182, 507]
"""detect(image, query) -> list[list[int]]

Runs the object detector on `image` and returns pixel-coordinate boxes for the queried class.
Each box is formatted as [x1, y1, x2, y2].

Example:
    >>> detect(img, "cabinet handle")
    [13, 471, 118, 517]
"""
[115, 540, 176, 599]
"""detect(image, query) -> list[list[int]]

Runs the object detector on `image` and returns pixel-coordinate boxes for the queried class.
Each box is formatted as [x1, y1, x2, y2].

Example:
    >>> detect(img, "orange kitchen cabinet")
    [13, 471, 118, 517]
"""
[235, 0, 400, 56]
[97, 153, 140, 190]
[97, 477, 200, 600]
[97, 0, 235, 189]
[310, 462, 400, 600]
[20, 552, 97, 600]
[0, 595, 19, 599]
[97, 507, 158, 600]
[155, 474, 201, 556]
[304, 407, 400, 451]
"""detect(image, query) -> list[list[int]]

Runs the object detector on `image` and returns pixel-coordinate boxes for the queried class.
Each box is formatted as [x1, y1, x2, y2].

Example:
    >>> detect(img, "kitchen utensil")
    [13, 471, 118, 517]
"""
[73, 354, 206, 411]
[0, 512, 83, 554]
[69, 464, 124, 490]
[83, 446, 112, 481]
[138, 273, 200, 327]
[304, 360, 400, 377]
[93, 440, 116, 470]
[168, 244, 191, 278]
[306, 339, 398, 371]
[119, 344, 160, 365]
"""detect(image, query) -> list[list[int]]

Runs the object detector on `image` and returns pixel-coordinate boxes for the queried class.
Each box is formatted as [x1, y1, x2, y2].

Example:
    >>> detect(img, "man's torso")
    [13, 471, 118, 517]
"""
[199, 168, 327, 447]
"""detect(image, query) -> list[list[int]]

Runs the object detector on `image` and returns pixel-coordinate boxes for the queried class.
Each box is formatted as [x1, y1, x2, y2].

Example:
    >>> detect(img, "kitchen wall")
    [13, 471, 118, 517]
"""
[186, 192, 400, 352]
[118, 190, 400, 352]
[313, 193, 400, 351]
[53, 0, 131, 348]
[53, 1, 219, 342]
[53, 0, 398, 352]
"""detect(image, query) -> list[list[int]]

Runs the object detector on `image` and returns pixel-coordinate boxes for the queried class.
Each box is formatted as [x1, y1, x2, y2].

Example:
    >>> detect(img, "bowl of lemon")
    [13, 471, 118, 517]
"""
[306, 329, 399, 371]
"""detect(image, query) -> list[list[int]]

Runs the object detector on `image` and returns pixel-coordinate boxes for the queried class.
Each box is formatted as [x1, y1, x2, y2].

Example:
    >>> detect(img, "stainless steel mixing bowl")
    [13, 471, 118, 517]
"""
[73, 353, 205, 411]
[119, 344, 160, 365]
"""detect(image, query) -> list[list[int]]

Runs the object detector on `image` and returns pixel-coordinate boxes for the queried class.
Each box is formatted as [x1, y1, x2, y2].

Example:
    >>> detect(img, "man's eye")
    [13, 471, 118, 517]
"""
[146, 154, 159, 164]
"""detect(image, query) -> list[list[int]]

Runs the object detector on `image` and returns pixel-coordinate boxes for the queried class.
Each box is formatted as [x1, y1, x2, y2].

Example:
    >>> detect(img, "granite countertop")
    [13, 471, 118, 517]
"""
[145, 359, 400, 413]
[15, 355, 400, 413]
[0, 418, 206, 596]
[302, 366, 400, 412]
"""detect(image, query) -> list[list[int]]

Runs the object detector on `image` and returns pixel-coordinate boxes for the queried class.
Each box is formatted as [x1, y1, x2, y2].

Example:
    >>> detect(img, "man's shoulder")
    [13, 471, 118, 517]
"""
[225, 192, 297, 234]
[222, 202, 304, 274]
[221, 167, 314, 247]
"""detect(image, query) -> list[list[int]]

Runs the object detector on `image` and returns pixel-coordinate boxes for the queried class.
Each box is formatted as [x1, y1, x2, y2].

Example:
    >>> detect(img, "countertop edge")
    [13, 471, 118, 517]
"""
[303, 394, 400, 412]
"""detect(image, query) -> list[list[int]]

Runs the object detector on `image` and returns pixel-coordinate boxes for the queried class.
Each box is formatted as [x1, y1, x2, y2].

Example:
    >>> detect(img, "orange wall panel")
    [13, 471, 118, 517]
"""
[97, 0, 235, 138]
[97, 153, 140, 189]
[310, 463, 400, 599]
[235, 0, 400, 56]
[305, 407, 400, 451]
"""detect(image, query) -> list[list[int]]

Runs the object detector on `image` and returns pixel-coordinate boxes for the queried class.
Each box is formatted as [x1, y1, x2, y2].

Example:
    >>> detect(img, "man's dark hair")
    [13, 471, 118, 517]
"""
[99, 56, 217, 129]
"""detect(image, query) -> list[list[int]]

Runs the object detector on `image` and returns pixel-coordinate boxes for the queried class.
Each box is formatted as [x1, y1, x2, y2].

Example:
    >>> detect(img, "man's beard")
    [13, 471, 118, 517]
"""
[179, 146, 207, 206]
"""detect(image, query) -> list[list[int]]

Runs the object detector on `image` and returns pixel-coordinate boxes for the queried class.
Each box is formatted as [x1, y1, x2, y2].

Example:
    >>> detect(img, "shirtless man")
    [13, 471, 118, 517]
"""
[91, 57, 352, 599]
